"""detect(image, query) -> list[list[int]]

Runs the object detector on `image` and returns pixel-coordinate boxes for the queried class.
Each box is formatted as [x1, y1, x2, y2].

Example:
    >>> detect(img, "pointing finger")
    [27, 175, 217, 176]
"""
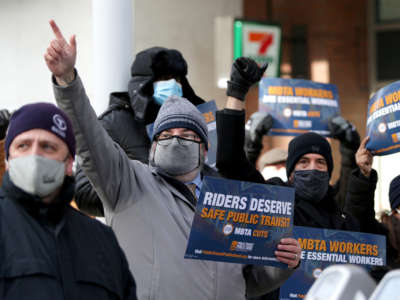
[49, 19, 66, 42]
[359, 136, 370, 149]
[69, 34, 77, 52]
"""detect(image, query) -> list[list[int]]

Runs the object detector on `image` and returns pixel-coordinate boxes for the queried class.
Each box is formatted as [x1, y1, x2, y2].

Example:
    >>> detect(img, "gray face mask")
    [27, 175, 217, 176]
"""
[9, 155, 66, 197]
[153, 137, 201, 176]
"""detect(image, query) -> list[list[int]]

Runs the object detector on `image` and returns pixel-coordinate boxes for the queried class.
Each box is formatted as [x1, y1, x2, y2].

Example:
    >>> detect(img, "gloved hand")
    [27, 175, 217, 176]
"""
[328, 115, 360, 150]
[227, 57, 268, 101]
[0, 109, 11, 140]
[245, 112, 273, 145]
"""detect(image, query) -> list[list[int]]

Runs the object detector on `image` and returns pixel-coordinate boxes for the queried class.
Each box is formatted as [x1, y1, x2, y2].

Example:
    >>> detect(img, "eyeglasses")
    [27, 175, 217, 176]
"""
[156, 133, 201, 146]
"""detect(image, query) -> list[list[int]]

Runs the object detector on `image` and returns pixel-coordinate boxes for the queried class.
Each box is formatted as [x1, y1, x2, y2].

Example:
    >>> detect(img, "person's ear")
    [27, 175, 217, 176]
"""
[288, 172, 294, 183]
[65, 156, 74, 176]
[202, 144, 208, 157]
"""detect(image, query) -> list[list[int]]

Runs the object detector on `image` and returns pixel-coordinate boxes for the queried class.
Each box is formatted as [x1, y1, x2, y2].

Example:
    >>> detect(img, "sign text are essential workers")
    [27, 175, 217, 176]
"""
[259, 78, 340, 137]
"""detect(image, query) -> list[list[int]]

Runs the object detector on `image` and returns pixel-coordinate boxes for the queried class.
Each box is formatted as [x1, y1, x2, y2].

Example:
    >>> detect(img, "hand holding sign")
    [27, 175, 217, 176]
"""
[356, 137, 373, 178]
[329, 116, 360, 150]
[44, 20, 76, 85]
[275, 237, 302, 268]
[227, 57, 268, 101]
[245, 111, 273, 144]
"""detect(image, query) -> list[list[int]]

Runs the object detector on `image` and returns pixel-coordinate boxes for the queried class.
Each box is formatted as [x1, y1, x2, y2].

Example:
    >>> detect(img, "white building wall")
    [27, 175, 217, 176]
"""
[0, 0, 93, 111]
[1, 0, 242, 113]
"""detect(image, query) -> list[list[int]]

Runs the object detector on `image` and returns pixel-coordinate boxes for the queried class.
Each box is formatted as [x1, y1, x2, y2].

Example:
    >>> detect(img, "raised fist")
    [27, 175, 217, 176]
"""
[329, 115, 360, 150]
[227, 57, 268, 101]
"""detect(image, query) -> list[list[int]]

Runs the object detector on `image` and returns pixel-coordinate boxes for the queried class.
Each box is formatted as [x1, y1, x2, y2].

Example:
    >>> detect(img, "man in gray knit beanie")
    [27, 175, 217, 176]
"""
[45, 21, 296, 298]
[152, 95, 208, 147]
[150, 95, 208, 188]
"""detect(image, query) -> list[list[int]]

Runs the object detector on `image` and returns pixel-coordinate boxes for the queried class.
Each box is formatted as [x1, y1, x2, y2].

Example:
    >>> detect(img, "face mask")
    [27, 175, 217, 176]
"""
[261, 166, 287, 181]
[292, 169, 329, 203]
[153, 137, 201, 176]
[9, 155, 66, 197]
[153, 79, 183, 105]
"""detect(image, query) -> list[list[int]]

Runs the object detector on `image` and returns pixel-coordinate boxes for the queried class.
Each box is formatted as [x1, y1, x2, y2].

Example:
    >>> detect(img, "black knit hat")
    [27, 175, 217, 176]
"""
[130, 47, 187, 79]
[5, 102, 76, 159]
[389, 175, 400, 210]
[286, 132, 333, 178]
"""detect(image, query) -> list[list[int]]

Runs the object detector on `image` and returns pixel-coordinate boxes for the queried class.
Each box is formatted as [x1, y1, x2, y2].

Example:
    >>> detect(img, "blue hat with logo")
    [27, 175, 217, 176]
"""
[5, 102, 76, 159]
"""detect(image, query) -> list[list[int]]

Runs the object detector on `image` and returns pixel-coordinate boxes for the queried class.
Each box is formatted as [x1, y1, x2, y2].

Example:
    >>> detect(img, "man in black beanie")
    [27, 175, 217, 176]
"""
[216, 58, 360, 299]
[217, 57, 359, 231]
[0, 102, 137, 299]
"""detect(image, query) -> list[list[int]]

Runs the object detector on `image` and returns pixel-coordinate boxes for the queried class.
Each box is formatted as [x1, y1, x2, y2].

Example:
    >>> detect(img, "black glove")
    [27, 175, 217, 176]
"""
[328, 115, 360, 150]
[227, 57, 268, 101]
[245, 112, 273, 145]
[0, 109, 11, 140]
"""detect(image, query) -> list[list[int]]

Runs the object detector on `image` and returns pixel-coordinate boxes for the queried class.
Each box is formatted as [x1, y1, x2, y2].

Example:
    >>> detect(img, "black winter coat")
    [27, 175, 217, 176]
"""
[75, 47, 205, 216]
[0, 173, 137, 300]
[216, 108, 359, 300]
[344, 169, 400, 280]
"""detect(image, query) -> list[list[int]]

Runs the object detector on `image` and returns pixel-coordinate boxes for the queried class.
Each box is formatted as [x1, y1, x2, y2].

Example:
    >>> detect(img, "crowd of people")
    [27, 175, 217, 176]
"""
[0, 19, 399, 300]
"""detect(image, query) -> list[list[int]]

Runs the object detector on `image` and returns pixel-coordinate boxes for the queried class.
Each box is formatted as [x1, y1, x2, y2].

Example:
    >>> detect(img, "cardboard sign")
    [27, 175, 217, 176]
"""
[366, 81, 400, 155]
[259, 78, 340, 136]
[279, 226, 386, 300]
[185, 176, 295, 268]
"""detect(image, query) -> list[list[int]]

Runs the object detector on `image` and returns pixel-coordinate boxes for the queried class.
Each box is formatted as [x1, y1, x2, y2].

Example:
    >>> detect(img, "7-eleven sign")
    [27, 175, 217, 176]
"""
[234, 20, 282, 78]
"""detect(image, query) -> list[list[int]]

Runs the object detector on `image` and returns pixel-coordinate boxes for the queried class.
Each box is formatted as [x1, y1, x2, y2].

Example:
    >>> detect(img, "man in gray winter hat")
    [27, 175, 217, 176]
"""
[45, 20, 300, 300]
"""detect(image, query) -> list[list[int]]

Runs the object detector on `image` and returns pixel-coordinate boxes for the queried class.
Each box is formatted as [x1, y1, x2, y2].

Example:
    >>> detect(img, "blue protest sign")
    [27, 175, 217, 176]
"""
[196, 100, 218, 168]
[258, 78, 340, 136]
[146, 100, 218, 167]
[184, 176, 295, 268]
[366, 81, 400, 155]
[279, 226, 386, 300]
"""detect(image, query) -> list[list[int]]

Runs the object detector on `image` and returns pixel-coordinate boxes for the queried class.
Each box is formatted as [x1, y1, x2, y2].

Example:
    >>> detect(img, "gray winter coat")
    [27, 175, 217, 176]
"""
[53, 74, 294, 300]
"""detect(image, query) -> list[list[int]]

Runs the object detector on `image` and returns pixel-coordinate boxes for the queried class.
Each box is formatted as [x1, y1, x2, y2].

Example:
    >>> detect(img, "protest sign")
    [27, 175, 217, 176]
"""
[147, 100, 218, 167]
[197, 101, 218, 167]
[259, 78, 340, 136]
[366, 81, 400, 155]
[279, 226, 386, 300]
[185, 176, 295, 268]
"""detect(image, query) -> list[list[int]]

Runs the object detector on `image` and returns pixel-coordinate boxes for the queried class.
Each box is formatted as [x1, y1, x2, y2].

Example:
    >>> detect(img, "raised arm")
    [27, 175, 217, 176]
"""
[216, 58, 267, 183]
[44, 20, 140, 214]
[328, 116, 360, 208]
[344, 137, 380, 232]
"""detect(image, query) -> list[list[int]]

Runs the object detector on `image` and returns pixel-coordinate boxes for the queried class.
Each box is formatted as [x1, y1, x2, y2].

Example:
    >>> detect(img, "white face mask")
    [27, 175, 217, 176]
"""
[8, 155, 66, 197]
[261, 166, 287, 182]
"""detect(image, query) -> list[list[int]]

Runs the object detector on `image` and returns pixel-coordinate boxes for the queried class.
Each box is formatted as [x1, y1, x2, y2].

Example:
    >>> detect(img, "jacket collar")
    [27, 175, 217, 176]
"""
[149, 165, 197, 209]
[1, 172, 75, 225]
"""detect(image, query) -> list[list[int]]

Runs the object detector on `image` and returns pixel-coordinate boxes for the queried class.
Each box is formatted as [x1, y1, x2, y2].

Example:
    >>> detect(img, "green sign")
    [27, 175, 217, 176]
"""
[233, 19, 282, 78]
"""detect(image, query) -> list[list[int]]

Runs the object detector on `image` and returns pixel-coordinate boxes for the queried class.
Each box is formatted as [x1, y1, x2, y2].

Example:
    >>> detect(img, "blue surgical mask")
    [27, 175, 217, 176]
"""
[153, 79, 183, 105]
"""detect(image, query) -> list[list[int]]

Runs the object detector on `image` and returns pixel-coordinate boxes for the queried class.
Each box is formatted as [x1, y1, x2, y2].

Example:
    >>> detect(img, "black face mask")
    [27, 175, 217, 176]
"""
[292, 169, 329, 203]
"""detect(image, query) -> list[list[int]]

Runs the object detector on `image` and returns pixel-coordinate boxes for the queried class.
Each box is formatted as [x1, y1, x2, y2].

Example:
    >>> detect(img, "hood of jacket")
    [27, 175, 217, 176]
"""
[126, 47, 204, 123]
